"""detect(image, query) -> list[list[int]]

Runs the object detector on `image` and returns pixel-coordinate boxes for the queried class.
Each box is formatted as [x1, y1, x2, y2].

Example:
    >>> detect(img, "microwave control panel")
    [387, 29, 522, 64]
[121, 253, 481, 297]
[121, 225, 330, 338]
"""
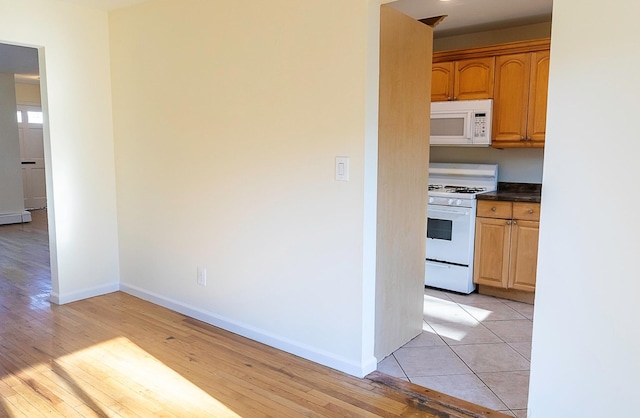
[473, 112, 487, 138]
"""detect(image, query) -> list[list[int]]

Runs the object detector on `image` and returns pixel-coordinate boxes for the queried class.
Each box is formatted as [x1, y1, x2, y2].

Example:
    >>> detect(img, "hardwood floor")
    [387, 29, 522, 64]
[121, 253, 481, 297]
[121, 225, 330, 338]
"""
[0, 210, 509, 417]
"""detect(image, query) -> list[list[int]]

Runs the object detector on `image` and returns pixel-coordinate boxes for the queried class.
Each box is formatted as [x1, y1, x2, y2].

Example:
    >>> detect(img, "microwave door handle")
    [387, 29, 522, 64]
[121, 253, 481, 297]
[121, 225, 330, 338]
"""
[466, 110, 474, 141]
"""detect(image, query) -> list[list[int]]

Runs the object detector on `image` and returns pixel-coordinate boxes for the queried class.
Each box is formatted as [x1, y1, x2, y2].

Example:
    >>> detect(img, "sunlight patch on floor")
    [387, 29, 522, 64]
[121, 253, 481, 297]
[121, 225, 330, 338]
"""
[458, 304, 492, 321]
[423, 295, 479, 326]
[4, 336, 242, 417]
[425, 322, 470, 341]
[422, 295, 493, 341]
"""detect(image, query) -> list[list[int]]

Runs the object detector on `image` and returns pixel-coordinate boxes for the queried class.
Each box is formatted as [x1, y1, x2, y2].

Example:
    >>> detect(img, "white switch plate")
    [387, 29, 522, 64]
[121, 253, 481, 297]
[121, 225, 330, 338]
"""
[335, 156, 349, 181]
[197, 266, 207, 286]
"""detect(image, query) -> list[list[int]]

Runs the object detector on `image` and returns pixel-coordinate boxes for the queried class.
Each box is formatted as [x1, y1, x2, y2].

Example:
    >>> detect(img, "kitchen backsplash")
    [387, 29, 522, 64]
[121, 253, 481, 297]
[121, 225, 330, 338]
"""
[429, 146, 544, 183]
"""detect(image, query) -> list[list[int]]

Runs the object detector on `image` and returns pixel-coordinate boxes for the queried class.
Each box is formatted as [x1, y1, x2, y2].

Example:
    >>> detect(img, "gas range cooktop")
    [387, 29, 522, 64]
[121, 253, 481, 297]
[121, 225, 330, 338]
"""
[428, 185, 488, 194]
[427, 163, 498, 206]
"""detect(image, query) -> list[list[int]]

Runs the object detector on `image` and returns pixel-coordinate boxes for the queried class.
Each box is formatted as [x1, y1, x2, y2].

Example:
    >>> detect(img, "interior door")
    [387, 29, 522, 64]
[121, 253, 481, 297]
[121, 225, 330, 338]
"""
[17, 105, 46, 209]
[375, 5, 433, 359]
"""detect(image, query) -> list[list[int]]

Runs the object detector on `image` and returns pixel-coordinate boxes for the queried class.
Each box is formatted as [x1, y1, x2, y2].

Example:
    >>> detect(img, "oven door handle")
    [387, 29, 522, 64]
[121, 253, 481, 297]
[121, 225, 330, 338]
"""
[428, 207, 470, 217]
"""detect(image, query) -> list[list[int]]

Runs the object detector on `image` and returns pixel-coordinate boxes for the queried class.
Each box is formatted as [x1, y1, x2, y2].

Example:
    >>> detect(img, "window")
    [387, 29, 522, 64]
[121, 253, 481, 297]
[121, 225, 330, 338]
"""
[27, 111, 43, 124]
[17, 110, 22, 123]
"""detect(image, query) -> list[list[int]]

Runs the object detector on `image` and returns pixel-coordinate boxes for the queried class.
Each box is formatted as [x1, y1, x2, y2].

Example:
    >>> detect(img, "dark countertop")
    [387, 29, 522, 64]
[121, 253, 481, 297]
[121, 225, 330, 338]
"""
[477, 182, 542, 203]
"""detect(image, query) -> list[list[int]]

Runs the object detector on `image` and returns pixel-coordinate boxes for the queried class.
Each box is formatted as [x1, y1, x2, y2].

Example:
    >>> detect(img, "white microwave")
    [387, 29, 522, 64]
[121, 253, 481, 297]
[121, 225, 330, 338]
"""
[430, 99, 493, 146]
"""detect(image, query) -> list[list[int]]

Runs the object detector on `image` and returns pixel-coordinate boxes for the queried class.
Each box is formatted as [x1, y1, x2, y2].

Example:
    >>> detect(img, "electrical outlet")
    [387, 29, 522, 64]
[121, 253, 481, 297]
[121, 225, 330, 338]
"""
[197, 266, 207, 286]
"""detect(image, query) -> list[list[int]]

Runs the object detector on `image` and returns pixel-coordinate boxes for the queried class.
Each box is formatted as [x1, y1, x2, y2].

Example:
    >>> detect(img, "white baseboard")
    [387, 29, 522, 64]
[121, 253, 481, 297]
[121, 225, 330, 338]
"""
[0, 211, 32, 225]
[50, 282, 120, 305]
[120, 282, 377, 378]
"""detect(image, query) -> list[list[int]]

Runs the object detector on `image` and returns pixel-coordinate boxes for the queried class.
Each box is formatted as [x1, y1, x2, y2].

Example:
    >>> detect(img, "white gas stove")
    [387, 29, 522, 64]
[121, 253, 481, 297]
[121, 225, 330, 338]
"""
[428, 163, 498, 205]
[426, 163, 498, 293]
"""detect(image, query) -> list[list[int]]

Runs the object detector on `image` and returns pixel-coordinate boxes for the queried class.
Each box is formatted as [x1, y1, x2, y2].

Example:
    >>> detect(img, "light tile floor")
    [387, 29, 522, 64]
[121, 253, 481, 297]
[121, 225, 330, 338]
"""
[378, 287, 534, 417]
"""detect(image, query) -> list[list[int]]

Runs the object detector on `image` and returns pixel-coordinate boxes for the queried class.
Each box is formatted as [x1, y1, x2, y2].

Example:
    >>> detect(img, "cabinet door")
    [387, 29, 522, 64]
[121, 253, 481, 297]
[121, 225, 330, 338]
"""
[431, 62, 455, 102]
[527, 50, 550, 145]
[454, 57, 495, 101]
[492, 53, 531, 147]
[508, 220, 540, 292]
[473, 217, 511, 288]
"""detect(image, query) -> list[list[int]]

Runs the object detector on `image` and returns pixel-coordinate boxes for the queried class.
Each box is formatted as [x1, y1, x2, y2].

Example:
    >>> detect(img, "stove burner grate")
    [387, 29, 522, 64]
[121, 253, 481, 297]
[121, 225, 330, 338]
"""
[429, 185, 487, 194]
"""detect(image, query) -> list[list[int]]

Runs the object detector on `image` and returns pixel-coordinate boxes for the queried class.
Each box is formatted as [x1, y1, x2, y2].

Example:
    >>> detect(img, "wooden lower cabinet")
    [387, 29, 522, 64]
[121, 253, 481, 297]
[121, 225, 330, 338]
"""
[509, 219, 539, 292]
[474, 200, 540, 302]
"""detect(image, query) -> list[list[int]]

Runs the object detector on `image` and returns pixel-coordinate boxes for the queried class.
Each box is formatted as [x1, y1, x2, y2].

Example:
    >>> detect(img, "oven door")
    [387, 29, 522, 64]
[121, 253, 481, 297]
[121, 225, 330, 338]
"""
[426, 205, 474, 266]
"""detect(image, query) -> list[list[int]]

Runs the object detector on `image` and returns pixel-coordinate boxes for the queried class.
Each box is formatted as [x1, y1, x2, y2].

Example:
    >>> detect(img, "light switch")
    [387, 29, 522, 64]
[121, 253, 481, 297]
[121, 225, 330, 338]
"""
[335, 156, 350, 181]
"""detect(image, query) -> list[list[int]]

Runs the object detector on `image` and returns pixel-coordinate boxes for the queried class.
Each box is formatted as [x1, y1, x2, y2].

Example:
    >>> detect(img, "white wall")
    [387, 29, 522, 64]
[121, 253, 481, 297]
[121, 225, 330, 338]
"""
[529, 0, 640, 416]
[430, 147, 544, 183]
[0, 73, 25, 217]
[0, 1, 120, 303]
[110, 0, 381, 376]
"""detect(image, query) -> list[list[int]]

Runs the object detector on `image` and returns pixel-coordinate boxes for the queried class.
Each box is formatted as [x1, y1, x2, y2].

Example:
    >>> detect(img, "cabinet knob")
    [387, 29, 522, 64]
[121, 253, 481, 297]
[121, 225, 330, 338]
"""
[520, 136, 525, 141]
[453, 96, 457, 101]
[527, 137, 532, 141]
[506, 220, 511, 225]
[528, 209, 534, 214]
[513, 220, 517, 225]
[491, 207, 497, 211]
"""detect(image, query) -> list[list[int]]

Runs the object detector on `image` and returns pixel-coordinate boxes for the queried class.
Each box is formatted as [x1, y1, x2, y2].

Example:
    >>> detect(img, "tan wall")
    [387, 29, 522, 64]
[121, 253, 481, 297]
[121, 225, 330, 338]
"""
[15, 82, 41, 104]
[110, 0, 378, 376]
[434, 21, 552, 52]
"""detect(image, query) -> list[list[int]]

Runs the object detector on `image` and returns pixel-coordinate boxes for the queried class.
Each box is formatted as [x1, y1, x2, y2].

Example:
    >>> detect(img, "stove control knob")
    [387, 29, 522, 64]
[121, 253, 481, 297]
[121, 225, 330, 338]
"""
[429, 197, 434, 204]
[448, 199, 454, 205]
[456, 199, 462, 206]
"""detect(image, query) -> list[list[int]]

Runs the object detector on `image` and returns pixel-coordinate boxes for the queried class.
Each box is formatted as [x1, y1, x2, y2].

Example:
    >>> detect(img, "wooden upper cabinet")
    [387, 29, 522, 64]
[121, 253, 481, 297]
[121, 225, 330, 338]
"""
[431, 57, 494, 102]
[432, 39, 551, 146]
[431, 62, 455, 102]
[527, 50, 551, 144]
[454, 57, 495, 101]
[492, 54, 531, 145]
[492, 51, 550, 148]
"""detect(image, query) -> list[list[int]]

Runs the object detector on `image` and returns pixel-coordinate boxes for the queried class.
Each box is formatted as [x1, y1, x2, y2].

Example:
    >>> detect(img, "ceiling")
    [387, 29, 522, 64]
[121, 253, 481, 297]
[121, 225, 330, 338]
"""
[389, 0, 553, 38]
[1, 0, 553, 78]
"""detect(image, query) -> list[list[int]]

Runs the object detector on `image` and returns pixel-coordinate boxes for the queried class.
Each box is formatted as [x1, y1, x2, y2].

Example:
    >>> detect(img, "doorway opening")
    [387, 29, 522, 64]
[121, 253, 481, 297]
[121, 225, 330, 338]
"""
[0, 42, 52, 304]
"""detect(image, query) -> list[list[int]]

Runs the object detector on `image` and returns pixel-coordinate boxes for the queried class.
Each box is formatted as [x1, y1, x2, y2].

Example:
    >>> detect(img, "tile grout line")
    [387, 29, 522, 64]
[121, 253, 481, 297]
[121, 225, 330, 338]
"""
[427, 293, 531, 414]
[418, 289, 533, 415]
